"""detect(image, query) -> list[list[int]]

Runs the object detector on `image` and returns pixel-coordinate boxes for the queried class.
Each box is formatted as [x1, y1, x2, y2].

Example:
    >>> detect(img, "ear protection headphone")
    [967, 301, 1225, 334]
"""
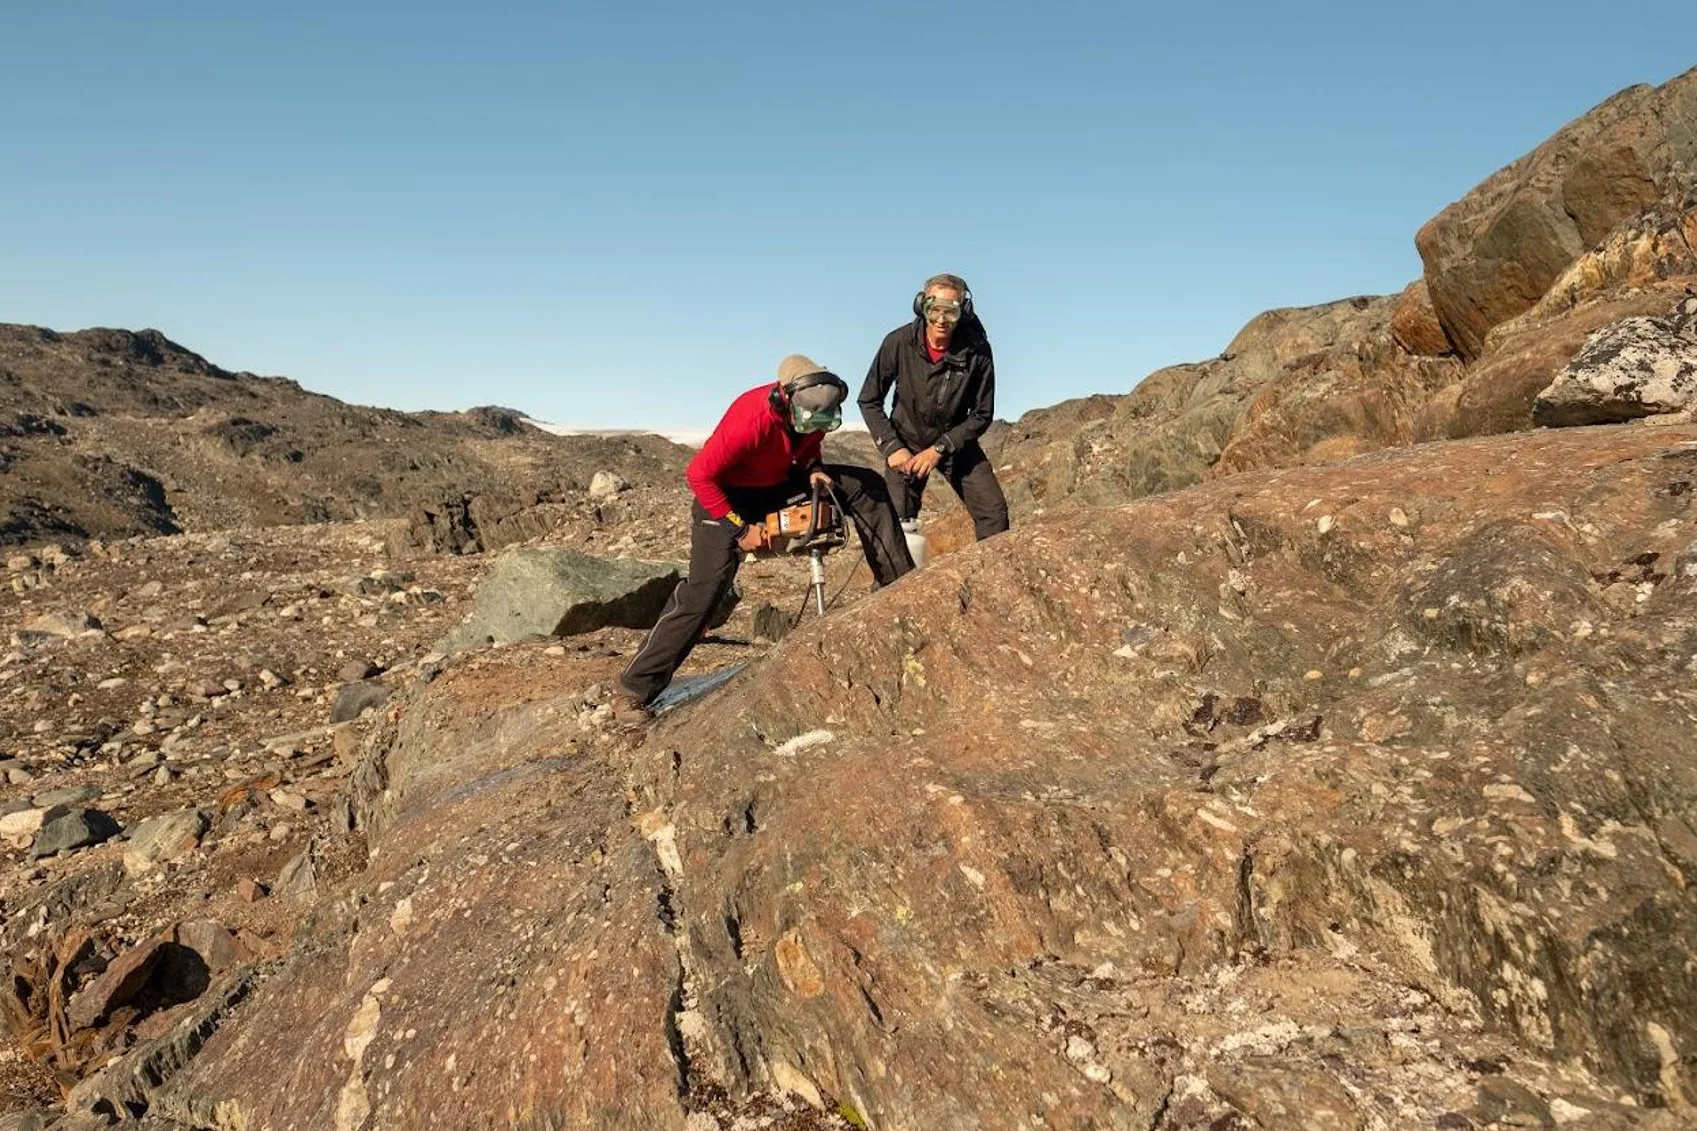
[769, 369, 849, 411]
[912, 276, 974, 320]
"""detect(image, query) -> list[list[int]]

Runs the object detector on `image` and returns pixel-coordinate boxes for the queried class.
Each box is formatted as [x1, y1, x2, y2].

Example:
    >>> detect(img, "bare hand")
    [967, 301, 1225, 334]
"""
[886, 448, 914, 472]
[736, 524, 768, 553]
[906, 446, 943, 479]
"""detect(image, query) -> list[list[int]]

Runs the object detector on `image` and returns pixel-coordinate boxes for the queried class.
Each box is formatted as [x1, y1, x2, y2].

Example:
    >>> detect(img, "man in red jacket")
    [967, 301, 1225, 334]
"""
[614, 355, 914, 719]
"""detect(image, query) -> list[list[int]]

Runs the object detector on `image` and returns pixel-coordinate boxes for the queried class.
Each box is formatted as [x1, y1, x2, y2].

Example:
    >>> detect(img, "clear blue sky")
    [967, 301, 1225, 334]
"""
[2, 3, 1692, 431]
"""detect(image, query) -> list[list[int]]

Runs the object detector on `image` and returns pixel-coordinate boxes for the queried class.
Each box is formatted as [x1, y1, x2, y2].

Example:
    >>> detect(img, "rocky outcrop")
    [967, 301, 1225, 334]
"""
[385, 493, 562, 557]
[1534, 294, 1697, 425]
[88, 422, 1697, 1130]
[1415, 68, 1697, 360]
[977, 71, 1697, 522]
[992, 296, 1414, 513]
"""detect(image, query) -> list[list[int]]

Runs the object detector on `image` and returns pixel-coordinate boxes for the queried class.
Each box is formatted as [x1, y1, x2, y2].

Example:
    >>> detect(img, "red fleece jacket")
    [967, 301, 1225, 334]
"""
[685, 384, 824, 519]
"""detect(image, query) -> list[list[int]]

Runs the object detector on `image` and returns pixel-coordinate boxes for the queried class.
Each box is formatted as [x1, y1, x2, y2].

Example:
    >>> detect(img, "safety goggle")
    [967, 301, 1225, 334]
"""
[923, 297, 962, 325]
[791, 404, 843, 433]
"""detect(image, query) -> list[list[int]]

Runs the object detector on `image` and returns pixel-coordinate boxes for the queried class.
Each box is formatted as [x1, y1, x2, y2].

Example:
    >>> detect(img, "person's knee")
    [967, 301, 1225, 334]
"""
[968, 484, 1010, 538]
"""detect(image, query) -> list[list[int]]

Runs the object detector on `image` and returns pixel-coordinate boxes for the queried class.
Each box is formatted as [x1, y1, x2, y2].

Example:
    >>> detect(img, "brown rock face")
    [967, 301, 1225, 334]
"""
[1389, 279, 1455, 357]
[94, 423, 1697, 1130]
[1415, 67, 1697, 360]
[992, 296, 1403, 514]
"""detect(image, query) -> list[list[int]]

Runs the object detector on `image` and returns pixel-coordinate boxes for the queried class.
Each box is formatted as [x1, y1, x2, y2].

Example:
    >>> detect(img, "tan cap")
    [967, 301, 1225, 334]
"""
[776, 354, 829, 386]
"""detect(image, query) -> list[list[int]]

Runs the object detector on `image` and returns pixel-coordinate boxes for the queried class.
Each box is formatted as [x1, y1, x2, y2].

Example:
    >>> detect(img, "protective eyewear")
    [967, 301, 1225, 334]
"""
[791, 403, 843, 433]
[923, 296, 963, 325]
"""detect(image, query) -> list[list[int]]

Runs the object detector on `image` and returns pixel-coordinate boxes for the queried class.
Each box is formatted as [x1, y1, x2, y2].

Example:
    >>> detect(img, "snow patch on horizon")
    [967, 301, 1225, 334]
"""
[524, 418, 867, 449]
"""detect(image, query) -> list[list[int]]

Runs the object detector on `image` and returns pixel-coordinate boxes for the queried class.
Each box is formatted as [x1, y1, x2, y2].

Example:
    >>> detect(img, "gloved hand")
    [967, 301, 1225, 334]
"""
[736, 523, 769, 553]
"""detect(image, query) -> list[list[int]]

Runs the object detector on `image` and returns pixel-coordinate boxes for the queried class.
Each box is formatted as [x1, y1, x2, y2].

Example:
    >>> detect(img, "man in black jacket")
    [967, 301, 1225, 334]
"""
[858, 273, 1009, 540]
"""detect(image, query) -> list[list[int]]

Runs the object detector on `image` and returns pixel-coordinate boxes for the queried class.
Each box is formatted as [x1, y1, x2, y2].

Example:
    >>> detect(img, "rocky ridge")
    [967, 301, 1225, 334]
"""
[981, 66, 1697, 532]
[0, 325, 694, 549]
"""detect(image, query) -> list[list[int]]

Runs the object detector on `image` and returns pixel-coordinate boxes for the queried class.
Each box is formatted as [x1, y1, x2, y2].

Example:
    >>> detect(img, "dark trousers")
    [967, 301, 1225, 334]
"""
[884, 440, 1010, 541]
[619, 465, 913, 705]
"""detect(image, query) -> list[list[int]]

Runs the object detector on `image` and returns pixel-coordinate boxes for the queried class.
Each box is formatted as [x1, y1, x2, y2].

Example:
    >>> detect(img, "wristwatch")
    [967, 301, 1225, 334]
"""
[932, 440, 948, 455]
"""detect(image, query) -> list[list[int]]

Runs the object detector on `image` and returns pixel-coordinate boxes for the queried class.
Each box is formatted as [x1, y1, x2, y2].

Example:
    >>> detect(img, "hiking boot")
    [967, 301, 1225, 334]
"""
[609, 692, 653, 726]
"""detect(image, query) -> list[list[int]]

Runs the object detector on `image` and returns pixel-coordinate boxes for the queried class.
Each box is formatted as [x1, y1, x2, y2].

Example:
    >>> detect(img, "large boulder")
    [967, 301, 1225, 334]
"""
[1415, 67, 1697, 360]
[1534, 294, 1697, 425]
[89, 422, 1697, 1130]
[1444, 288, 1687, 438]
[436, 546, 734, 654]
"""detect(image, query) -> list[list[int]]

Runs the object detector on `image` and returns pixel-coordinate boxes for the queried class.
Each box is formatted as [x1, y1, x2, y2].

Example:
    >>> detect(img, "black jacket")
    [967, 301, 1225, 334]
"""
[858, 315, 996, 458]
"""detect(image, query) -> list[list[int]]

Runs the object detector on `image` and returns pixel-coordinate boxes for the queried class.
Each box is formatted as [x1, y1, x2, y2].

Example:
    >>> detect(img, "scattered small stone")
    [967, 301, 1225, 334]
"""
[276, 851, 317, 899]
[1389, 507, 1410, 528]
[65, 934, 172, 1031]
[0, 807, 47, 849]
[338, 658, 380, 682]
[31, 806, 123, 858]
[32, 784, 103, 808]
[588, 470, 630, 500]
[176, 919, 250, 974]
[124, 807, 210, 873]
[97, 676, 129, 690]
[269, 788, 310, 812]
[332, 680, 392, 723]
[23, 610, 103, 637]
[270, 822, 295, 842]
[236, 878, 269, 903]
[1316, 514, 1335, 535]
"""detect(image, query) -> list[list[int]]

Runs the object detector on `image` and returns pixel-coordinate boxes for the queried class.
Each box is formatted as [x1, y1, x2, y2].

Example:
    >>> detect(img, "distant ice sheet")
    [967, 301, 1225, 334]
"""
[523, 418, 867, 449]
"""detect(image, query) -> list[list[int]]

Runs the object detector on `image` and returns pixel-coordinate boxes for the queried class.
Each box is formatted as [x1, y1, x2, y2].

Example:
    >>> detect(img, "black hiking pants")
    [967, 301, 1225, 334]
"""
[619, 465, 913, 705]
[884, 440, 1010, 541]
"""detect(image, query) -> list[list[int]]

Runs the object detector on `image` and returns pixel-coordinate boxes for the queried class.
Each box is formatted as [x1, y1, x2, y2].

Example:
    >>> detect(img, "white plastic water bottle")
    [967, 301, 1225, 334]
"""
[901, 520, 930, 569]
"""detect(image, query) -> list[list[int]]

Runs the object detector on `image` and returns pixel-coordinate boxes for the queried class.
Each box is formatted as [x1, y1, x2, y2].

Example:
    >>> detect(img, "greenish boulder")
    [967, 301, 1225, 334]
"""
[436, 547, 735, 654]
